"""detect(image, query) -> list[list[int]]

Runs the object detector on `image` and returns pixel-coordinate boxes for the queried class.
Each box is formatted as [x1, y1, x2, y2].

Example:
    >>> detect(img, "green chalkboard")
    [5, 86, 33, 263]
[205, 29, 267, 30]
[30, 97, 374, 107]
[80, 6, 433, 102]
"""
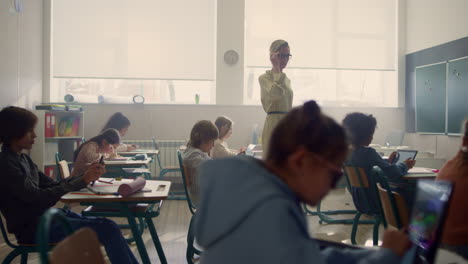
[415, 63, 446, 134]
[447, 57, 468, 134]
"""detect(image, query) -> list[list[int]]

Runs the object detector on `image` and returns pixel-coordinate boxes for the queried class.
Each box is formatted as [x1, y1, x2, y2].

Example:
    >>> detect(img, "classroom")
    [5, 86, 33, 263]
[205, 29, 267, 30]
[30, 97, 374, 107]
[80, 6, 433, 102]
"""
[1, 0, 467, 263]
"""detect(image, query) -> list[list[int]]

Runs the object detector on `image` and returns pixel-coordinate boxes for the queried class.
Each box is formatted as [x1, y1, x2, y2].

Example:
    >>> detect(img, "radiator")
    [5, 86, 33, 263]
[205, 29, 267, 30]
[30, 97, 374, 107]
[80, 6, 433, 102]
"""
[122, 139, 186, 177]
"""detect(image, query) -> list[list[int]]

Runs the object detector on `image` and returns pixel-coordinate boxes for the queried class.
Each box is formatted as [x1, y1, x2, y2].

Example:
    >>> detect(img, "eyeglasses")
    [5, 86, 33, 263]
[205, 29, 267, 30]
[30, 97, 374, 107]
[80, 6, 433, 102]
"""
[310, 153, 343, 188]
[278, 53, 292, 60]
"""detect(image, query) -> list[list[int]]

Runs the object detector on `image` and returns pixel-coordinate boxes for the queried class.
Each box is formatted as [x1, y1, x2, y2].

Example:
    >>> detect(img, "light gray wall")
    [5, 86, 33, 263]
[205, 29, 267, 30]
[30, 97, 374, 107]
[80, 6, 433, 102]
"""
[0, 0, 43, 109]
[406, 0, 468, 54]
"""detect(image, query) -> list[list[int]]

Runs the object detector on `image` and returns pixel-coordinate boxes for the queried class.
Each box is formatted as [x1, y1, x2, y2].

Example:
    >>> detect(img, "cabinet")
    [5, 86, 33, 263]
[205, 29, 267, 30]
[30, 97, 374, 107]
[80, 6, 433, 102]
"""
[30, 110, 84, 179]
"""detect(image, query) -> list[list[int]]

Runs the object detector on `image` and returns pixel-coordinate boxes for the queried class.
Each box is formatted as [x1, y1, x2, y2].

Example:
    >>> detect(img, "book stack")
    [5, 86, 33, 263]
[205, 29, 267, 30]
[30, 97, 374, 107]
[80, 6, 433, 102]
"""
[35, 104, 66, 111]
[66, 105, 83, 112]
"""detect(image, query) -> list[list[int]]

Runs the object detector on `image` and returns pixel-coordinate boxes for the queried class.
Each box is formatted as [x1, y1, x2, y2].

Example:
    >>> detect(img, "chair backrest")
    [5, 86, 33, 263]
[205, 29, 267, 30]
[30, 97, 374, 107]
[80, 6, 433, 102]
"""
[152, 137, 164, 170]
[49, 228, 105, 264]
[177, 150, 197, 214]
[55, 152, 62, 180]
[57, 160, 71, 179]
[344, 167, 369, 188]
[376, 182, 409, 229]
[343, 166, 383, 216]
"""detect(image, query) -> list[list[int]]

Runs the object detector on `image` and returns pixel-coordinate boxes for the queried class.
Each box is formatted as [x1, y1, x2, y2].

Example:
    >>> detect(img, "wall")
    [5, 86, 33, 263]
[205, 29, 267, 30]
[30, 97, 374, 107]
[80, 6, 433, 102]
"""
[406, 0, 468, 54]
[0, 0, 43, 109]
[404, 0, 468, 161]
[0, 0, 460, 164]
[82, 104, 405, 151]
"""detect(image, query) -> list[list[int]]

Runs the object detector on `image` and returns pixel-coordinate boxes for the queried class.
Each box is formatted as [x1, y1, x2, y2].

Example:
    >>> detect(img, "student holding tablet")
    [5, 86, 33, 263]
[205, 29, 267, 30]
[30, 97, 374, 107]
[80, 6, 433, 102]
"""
[342, 112, 416, 208]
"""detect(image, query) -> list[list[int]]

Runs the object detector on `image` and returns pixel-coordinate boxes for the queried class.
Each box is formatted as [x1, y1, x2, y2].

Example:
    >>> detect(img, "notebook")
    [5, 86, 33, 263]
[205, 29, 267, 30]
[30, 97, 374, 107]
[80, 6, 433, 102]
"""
[402, 180, 454, 264]
[392, 150, 418, 164]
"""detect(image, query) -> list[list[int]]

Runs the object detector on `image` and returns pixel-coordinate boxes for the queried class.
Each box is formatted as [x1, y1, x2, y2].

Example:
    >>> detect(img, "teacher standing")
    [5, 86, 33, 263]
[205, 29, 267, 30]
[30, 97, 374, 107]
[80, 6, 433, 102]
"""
[259, 39, 293, 155]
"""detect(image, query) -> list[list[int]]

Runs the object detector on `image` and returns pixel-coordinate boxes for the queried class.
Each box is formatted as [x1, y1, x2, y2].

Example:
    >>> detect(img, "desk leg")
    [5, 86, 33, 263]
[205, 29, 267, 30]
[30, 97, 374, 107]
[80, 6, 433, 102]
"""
[145, 216, 167, 264]
[121, 206, 152, 264]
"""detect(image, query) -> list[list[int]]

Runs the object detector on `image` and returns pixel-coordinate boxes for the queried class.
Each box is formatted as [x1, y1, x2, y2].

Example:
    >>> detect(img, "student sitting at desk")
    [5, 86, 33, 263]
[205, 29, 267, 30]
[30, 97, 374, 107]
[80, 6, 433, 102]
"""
[437, 119, 468, 259]
[211, 116, 246, 158]
[342, 112, 416, 209]
[71, 128, 121, 177]
[0, 106, 138, 264]
[101, 112, 137, 152]
[182, 120, 218, 205]
[194, 101, 410, 264]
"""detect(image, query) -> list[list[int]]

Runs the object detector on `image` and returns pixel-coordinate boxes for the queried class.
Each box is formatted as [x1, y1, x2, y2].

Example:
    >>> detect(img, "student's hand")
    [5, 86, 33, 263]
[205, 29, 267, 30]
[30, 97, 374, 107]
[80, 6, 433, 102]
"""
[83, 163, 106, 184]
[128, 144, 138, 151]
[127, 144, 137, 151]
[381, 229, 411, 257]
[388, 151, 397, 164]
[239, 147, 247, 153]
[404, 158, 416, 169]
[270, 52, 281, 73]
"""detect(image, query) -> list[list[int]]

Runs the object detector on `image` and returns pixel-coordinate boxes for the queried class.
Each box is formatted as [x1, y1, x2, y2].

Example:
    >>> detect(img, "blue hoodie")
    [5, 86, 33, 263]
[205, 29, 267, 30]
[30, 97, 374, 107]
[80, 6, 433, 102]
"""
[195, 156, 402, 264]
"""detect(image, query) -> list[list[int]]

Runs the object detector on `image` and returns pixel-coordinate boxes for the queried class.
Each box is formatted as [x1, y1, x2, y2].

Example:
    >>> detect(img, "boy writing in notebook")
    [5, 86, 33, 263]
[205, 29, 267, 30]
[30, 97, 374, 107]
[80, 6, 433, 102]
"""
[0, 106, 137, 264]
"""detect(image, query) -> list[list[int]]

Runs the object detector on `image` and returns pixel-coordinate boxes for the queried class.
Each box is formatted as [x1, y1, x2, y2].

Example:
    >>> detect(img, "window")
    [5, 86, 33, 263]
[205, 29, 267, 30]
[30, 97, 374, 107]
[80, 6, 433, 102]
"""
[244, 0, 398, 107]
[50, 0, 216, 104]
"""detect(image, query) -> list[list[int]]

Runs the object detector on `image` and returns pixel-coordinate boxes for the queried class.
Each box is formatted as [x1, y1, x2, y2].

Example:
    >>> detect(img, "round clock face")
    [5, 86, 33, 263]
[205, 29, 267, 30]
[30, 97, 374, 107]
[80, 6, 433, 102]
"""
[224, 50, 239, 65]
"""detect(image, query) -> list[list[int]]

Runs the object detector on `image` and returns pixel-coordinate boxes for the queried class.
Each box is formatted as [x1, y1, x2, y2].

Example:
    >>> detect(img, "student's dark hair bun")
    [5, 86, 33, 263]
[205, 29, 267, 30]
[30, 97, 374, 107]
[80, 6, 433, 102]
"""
[303, 100, 320, 117]
[303, 100, 322, 127]
[266, 101, 348, 165]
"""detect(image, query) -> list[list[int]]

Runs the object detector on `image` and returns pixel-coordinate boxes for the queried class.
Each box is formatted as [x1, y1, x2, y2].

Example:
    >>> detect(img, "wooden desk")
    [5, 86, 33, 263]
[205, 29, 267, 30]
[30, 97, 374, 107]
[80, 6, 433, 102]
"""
[118, 150, 159, 176]
[104, 158, 153, 179]
[403, 167, 437, 180]
[104, 157, 152, 167]
[61, 179, 171, 264]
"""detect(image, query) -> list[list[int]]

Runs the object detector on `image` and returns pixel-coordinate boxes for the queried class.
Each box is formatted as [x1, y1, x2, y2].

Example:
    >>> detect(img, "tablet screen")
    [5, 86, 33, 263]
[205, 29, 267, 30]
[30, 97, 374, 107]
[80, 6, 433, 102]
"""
[407, 180, 453, 264]
[394, 150, 418, 164]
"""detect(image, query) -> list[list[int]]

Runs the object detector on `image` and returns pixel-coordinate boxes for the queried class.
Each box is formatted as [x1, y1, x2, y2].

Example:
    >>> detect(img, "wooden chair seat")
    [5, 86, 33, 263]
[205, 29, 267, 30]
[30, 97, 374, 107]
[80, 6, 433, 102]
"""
[49, 227, 106, 264]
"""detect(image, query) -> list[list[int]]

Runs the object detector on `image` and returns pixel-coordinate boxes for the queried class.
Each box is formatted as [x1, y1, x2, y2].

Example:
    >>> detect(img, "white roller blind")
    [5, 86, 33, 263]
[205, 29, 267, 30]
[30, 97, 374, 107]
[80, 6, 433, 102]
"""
[53, 0, 216, 80]
[245, 0, 396, 70]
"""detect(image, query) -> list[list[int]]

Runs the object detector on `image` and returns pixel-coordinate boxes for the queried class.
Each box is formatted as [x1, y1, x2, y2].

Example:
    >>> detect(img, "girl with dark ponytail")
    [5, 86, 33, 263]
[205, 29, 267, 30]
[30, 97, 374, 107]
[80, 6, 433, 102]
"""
[193, 100, 411, 264]
[71, 128, 121, 177]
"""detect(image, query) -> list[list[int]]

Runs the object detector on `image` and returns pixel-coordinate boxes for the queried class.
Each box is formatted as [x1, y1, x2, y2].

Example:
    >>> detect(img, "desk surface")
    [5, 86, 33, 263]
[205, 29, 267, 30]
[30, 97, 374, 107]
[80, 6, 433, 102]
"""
[117, 149, 159, 155]
[435, 248, 467, 264]
[61, 178, 171, 203]
[104, 157, 152, 166]
[404, 167, 437, 179]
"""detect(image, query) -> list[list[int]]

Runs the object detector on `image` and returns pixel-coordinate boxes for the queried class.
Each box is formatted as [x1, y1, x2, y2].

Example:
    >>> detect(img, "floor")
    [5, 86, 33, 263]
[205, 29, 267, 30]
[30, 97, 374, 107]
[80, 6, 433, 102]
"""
[1, 188, 390, 263]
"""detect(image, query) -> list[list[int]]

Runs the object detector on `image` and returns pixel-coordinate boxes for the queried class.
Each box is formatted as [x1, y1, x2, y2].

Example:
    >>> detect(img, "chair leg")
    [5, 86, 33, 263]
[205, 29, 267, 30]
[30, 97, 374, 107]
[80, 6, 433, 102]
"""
[20, 252, 28, 264]
[351, 212, 362, 245]
[186, 214, 199, 264]
[145, 216, 167, 264]
[372, 216, 381, 246]
[3, 249, 22, 264]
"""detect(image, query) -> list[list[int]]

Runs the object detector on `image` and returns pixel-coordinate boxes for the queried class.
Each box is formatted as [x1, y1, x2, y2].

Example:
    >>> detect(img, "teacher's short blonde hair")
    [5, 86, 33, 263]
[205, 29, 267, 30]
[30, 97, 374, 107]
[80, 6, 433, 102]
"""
[269, 39, 289, 54]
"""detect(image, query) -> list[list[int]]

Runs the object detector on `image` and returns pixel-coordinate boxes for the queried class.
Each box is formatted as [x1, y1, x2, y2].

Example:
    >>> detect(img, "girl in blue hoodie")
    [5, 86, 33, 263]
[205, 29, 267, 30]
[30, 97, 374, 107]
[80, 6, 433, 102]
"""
[195, 100, 411, 264]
